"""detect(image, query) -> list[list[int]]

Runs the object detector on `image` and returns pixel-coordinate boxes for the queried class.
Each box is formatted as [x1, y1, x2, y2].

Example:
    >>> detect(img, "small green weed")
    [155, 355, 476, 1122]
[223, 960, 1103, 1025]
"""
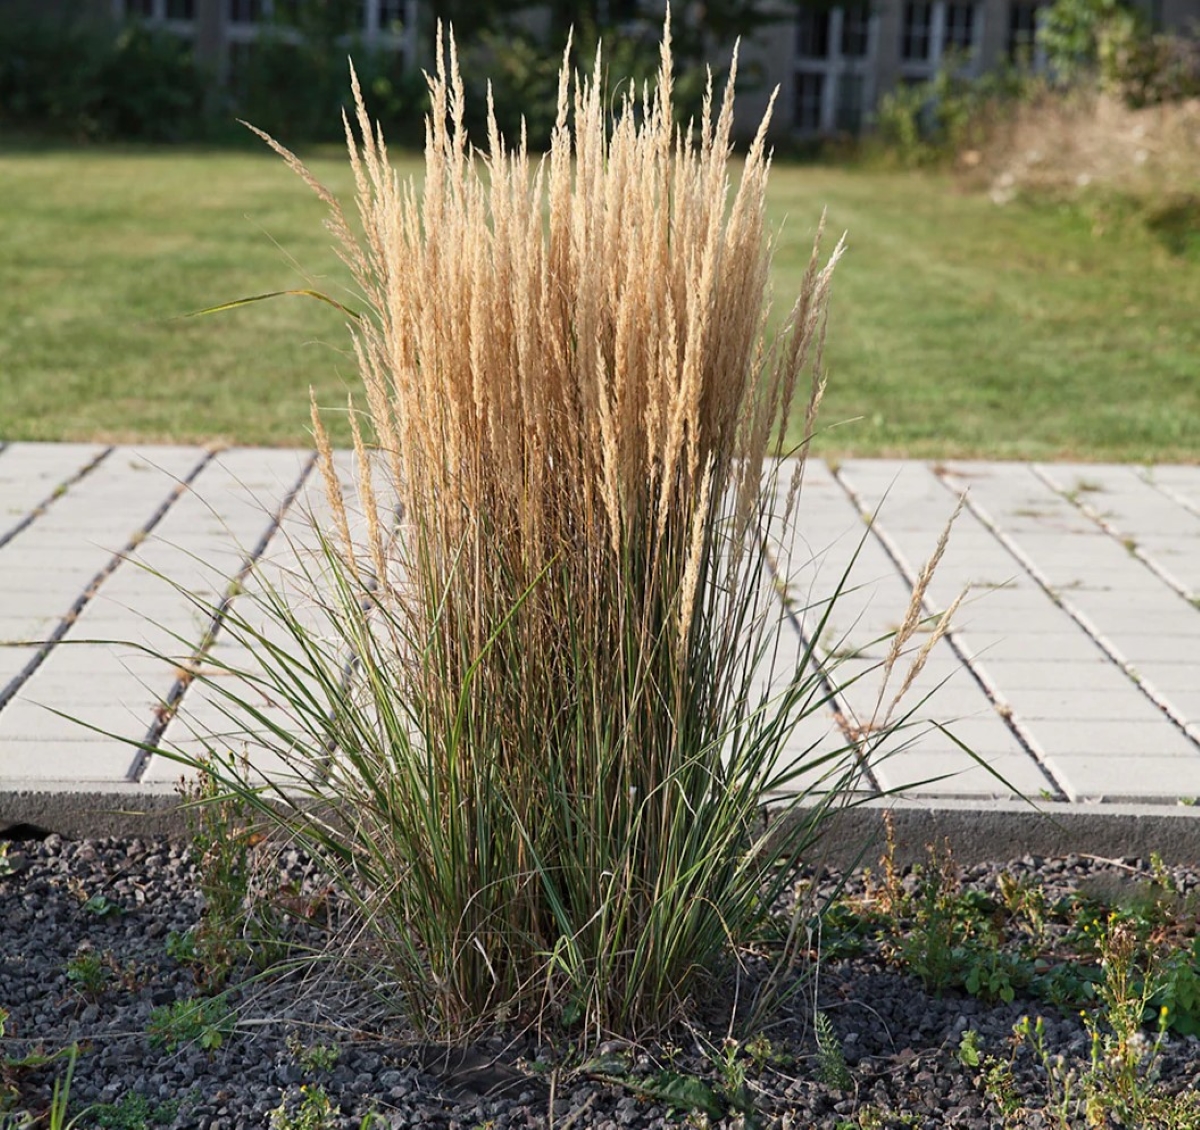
[269, 1085, 338, 1130]
[82, 895, 121, 920]
[814, 1011, 852, 1091]
[286, 1034, 341, 1073]
[88, 1091, 185, 1129]
[65, 947, 111, 1000]
[175, 757, 286, 991]
[146, 996, 235, 1053]
[976, 917, 1200, 1127]
[742, 1033, 791, 1072]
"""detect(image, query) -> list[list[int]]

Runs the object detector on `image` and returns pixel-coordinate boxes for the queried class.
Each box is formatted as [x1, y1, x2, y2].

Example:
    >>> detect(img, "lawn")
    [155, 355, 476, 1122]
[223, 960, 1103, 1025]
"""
[1, 144, 1197, 460]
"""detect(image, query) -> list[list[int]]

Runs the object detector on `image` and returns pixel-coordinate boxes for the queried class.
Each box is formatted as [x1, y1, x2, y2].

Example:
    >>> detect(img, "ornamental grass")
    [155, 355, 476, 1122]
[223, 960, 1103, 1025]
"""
[170, 17, 958, 1044]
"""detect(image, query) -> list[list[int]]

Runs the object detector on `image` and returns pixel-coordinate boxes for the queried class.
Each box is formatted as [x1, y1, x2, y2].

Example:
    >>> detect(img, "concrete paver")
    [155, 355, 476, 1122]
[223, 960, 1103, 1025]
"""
[3, 444, 1200, 862]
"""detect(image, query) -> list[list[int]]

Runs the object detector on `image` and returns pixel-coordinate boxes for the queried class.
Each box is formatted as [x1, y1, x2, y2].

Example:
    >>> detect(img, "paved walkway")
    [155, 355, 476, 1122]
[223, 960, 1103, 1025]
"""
[2, 442, 1199, 862]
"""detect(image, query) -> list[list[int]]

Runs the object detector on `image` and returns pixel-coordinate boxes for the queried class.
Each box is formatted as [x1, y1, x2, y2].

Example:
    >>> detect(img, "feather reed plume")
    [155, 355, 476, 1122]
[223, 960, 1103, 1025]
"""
[246, 17, 849, 1037]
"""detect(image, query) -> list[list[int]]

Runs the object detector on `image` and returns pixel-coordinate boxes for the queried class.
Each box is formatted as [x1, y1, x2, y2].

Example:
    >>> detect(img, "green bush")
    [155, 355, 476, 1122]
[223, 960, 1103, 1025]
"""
[1037, 0, 1142, 84]
[1035, 0, 1200, 105]
[228, 0, 427, 146]
[874, 58, 1033, 167]
[1099, 22, 1200, 106]
[0, 17, 206, 141]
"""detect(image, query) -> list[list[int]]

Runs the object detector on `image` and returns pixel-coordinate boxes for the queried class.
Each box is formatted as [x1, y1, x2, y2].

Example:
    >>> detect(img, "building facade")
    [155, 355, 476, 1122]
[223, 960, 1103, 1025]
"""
[103, 0, 419, 84]
[733, 0, 1200, 137]
[15, 0, 1199, 137]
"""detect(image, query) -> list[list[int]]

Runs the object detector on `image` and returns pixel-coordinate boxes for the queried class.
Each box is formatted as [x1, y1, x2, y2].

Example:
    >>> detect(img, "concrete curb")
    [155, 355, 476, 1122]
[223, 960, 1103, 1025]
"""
[6, 786, 1200, 869]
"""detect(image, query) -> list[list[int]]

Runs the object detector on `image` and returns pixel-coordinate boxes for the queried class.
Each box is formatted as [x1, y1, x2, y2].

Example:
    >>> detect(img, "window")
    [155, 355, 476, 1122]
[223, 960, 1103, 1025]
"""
[944, 2, 977, 51]
[840, 3, 871, 58]
[116, 1, 195, 25]
[836, 72, 865, 130]
[377, 0, 407, 25]
[358, 0, 415, 39]
[794, 4, 878, 135]
[794, 71, 825, 131]
[228, 0, 265, 23]
[1007, 1, 1043, 62]
[902, 2, 933, 60]
[796, 8, 831, 59]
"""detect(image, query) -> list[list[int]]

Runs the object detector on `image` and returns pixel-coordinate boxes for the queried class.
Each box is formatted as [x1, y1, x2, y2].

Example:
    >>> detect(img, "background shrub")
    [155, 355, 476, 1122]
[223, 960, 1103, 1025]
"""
[0, 16, 206, 141]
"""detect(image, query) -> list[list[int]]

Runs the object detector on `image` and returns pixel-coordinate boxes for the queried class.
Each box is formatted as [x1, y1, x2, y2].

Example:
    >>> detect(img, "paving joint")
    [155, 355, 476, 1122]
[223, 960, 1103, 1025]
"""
[0, 449, 214, 712]
[833, 462, 1068, 802]
[0, 445, 112, 554]
[937, 465, 1200, 760]
[131, 453, 318, 781]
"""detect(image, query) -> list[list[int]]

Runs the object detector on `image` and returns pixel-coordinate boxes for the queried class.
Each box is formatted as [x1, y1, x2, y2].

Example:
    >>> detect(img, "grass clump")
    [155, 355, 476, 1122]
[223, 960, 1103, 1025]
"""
[162, 16, 963, 1047]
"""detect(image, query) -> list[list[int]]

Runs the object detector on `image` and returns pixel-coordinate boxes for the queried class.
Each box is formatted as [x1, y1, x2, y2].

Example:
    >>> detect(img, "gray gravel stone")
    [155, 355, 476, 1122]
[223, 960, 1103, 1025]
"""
[4, 834, 1200, 1127]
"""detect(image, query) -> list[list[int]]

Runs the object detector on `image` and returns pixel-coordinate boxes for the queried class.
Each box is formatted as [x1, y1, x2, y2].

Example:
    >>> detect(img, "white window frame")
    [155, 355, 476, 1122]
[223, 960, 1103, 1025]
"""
[900, 1, 985, 82]
[794, 4, 880, 135]
[361, 0, 419, 67]
[1007, 1, 1049, 71]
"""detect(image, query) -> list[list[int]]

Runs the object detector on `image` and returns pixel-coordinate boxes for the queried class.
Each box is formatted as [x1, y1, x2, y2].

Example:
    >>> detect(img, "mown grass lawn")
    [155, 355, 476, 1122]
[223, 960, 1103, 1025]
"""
[1, 143, 1197, 460]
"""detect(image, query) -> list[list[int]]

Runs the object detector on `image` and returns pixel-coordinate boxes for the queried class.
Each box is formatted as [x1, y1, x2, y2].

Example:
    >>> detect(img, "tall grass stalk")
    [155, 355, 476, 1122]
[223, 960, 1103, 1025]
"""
[166, 18, 955, 1043]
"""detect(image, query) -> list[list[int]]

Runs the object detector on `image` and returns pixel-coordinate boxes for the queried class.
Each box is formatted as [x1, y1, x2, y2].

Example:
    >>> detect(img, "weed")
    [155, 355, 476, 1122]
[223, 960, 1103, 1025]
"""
[88, 1091, 185, 1129]
[146, 996, 235, 1053]
[814, 1011, 852, 1090]
[286, 1034, 341, 1073]
[81, 895, 121, 919]
[742, 1033, 790, 1072]
[1152, 938, 1200, 1036]
[269, 1085, 338, 1130]
[712, 1038, 746, 1101]
[174, 755, 285, 991]
[65, 947, 111, 1000]
[979, 916, 1200, 1127]
[838, 1108, 921, 1129]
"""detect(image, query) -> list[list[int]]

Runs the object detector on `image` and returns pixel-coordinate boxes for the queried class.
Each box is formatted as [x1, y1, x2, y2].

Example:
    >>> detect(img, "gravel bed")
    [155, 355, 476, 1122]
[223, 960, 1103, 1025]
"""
[4, 832, 1200, 1129]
